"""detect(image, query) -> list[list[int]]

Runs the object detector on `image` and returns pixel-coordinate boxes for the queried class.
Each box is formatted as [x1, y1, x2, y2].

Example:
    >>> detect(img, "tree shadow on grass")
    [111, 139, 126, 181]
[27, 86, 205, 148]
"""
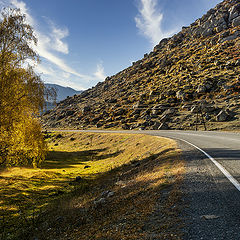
[2, 143, 240, 240]
[42, 148, 124, 169]
[0, 145, 179, 240]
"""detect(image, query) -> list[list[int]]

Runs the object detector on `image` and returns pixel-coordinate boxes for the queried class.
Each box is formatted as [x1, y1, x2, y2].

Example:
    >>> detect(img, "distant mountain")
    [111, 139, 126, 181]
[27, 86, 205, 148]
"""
[45, 83, 82, 102]
[43, 84, 82, 112]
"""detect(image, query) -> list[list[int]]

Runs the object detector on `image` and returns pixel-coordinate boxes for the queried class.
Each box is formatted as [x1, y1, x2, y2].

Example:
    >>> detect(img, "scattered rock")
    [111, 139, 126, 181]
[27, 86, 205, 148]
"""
[163, 108, 176, 115]
[160, 114, 171, 123]
[82, 106, 91, 113]
[84, 165, 91, 169]
[94, 198, 106, 206]
[55, 216, 64, 223]
[176, 90, 186, 100]
[107, 191, 115, 198]
[202, 105, 217, 113]
[66, 110, 75, 116]
[197, 85, 207, 93]
[216, 110, 230, 121]
[151, 121, 161, 130]
[202, 28, 213, 37]
[191, 105, 201, 113]
[158, 123, 169, 130]
[232, 16, 240, 27]
[201, 215, 220, 220]
[104, 123, 116, 128]
[205, 113, 211, 121]
[122, 123, 130, 130]
[56, 134, 63, 139]
[96, 123, 103, 128]
[75, 176, 82, 182]
[132, 162, 141, 167]
[42, 0, 240, 132]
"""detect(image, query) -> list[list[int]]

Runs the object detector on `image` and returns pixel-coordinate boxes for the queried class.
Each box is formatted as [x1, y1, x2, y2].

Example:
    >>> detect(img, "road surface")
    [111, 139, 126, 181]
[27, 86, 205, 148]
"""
[58, 130, 240, 239]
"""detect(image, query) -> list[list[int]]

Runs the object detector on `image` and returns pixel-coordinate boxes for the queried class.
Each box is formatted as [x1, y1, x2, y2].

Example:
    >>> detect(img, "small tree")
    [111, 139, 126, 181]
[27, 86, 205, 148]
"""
[0, 8, 48, 167]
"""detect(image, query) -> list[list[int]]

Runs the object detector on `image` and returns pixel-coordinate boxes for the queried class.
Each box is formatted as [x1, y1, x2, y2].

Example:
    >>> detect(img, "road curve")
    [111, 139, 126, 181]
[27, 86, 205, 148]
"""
[149, 130, 240, 240]
[57, 130, 240, 239]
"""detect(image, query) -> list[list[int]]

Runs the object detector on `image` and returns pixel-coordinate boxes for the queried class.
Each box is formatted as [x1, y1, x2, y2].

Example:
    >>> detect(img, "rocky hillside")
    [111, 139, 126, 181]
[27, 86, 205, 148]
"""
[42, 0, 240, 131]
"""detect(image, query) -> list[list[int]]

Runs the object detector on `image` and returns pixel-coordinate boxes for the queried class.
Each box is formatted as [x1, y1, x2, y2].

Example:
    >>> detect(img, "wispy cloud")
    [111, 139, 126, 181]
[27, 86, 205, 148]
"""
[135, 0, 176, 46]
[35, 64, 55, 76]
[5, 0, 106, 90]
[35, 39, 88, 79]
[35, 62, 86, 90]
[44, 18, 69, 54]
[10, 0, 83, 75]
[94, 62, 106, 81]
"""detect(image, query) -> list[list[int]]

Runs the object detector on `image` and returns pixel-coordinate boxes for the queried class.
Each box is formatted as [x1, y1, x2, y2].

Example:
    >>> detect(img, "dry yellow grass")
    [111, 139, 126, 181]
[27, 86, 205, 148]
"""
[0, 132, 184, 240]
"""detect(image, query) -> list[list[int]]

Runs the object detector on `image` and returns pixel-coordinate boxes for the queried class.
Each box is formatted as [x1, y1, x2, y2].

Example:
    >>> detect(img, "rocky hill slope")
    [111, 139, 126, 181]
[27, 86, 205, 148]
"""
[42, 0, 240, 131]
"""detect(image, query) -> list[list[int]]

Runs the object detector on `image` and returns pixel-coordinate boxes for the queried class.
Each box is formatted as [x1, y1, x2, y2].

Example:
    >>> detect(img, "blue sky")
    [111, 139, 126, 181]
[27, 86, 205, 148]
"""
[1, 0, 222, 90]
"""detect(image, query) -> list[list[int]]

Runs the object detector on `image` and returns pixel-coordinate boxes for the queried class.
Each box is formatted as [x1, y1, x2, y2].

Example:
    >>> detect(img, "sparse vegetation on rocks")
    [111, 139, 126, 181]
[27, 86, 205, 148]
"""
[42, 0, 240, 131]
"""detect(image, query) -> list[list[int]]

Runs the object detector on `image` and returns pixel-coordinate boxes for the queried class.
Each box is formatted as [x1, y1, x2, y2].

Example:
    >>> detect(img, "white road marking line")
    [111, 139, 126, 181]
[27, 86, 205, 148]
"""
[163, 137, 240, 192]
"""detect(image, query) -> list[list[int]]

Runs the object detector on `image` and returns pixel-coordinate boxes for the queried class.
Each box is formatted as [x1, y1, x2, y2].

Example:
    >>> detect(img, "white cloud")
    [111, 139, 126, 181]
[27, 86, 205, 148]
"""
[94, 62, 106, 81]
[35, 64, 54, 76]
[51, 26, 69, 54]
[135, 0, 176, 46]
[7, 0, 105, 90]
[35, 40, 88, 79]
[35, 62, 86, 90]
[10, 0, 77, 74]
[43, 18, 69, 54]
[62, 72, 71, 79]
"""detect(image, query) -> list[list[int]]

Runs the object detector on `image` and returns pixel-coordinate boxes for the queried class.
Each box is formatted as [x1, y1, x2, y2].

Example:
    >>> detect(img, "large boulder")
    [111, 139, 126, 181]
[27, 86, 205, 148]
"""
[216, 110, 230, 122]
[197, 85, 207, 93]
[158, 123, 169, 130]
[122, 124, 130, 130]
[229, 4, 240, 22]
[82, 106, 91, 113]
[151, 122, 161, 130]
[191, 105, 201, 113]
[176, 90, 186, 100]
[202, 28, 213, 37]
[232, 16, 240, 27]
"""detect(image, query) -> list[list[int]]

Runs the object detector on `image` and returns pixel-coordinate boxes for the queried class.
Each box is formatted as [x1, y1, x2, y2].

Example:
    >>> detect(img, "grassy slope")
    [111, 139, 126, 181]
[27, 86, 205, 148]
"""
[0, 132, 184, 240]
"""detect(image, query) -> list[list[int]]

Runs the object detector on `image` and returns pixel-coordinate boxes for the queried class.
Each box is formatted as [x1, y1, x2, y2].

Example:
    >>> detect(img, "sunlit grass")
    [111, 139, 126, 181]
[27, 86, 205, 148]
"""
[0, 132, 184, 239]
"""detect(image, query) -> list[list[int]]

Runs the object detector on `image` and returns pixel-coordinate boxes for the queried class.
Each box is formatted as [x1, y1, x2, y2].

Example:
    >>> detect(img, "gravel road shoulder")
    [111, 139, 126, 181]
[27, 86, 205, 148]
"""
[179, 141, 240, 240]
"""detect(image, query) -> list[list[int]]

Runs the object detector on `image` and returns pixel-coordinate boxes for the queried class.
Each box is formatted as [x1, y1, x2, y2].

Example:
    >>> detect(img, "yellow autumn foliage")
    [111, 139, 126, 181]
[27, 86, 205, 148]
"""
[0, 8, 47, 167]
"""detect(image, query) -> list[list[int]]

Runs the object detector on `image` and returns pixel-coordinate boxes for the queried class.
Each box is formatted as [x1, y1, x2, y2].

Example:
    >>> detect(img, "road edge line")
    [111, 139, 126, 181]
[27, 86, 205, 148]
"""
[159, 136, 240, 192]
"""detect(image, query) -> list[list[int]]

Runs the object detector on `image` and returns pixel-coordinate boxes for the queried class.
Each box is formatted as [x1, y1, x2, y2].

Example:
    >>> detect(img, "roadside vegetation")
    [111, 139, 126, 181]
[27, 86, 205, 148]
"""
[0, 132, 184, 240]
[0, 8, 55, 168]
[0, 7, 185, 240]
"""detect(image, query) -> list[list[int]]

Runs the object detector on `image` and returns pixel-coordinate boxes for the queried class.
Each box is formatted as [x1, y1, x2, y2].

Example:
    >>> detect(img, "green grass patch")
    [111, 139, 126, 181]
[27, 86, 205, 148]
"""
[0, 132, 184, 240]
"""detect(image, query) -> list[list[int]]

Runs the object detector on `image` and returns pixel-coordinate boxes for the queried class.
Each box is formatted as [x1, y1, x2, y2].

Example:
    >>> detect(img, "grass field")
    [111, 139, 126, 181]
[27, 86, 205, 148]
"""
[0, 132, 184, 240]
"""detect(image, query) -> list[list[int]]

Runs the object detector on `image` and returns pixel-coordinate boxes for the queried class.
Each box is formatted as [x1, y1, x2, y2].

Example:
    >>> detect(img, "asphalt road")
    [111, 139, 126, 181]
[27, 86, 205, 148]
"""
[58, 129, 240, 239]
[150, 130, 240, 240]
